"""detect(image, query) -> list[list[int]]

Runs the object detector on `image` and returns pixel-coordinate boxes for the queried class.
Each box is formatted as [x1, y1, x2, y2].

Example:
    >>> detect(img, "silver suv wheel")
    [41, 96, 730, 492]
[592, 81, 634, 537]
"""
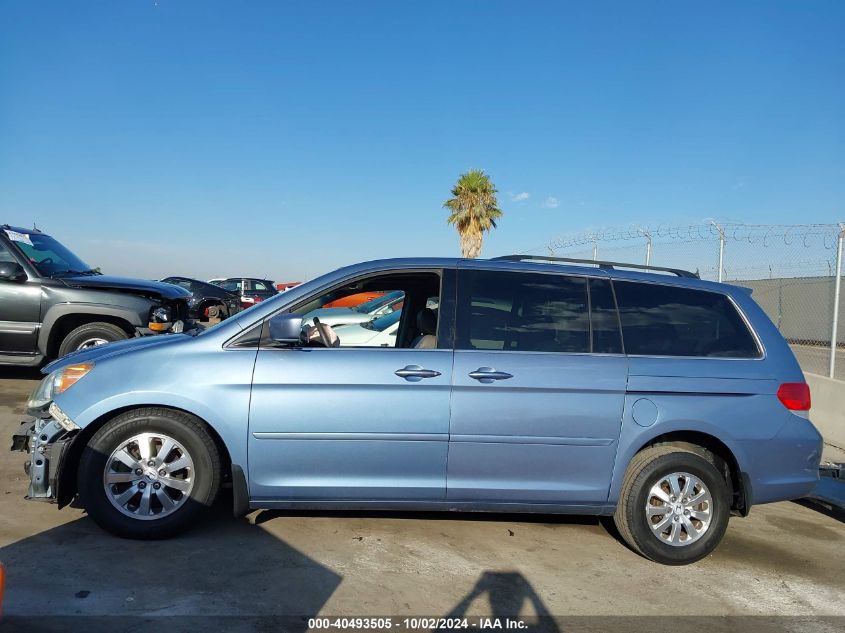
[76, 337, 109, 350]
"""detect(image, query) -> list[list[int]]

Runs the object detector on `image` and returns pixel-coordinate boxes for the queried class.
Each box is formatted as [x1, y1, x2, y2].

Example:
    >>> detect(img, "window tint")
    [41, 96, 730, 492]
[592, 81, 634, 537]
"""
[0, 241, 16, 263]
[457, 271, 590, 353]
[220, 280, 242, 292]
[613, 281, 760, 358]
[589, 278, 623, 354]
[164, 278, 192, 290]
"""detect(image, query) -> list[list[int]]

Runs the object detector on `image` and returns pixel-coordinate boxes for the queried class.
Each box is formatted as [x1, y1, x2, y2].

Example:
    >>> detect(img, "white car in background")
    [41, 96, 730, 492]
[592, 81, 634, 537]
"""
[301, 290, 404, 329]
[333, 310, 402, 347]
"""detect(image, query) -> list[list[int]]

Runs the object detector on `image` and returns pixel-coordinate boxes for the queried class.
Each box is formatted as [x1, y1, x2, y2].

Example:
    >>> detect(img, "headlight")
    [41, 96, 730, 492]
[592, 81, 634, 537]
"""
[151, 306, 172, 323]
[149, 305, 173, 332]
[26, 363, 95, 414]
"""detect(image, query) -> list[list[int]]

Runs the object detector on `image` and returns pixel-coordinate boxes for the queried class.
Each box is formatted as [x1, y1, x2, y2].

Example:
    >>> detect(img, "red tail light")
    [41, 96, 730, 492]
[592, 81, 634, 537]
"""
[777, 383, 811, 411]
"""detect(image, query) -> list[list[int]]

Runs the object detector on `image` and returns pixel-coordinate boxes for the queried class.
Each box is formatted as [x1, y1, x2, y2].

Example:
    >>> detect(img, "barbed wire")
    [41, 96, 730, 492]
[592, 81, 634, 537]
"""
[539, 221, 844, 254]
[518, 220, 845, 378]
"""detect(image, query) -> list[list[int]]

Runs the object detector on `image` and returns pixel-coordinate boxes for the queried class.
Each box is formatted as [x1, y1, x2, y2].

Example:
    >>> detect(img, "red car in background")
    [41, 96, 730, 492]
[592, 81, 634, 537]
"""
[323, 291, 386, 308]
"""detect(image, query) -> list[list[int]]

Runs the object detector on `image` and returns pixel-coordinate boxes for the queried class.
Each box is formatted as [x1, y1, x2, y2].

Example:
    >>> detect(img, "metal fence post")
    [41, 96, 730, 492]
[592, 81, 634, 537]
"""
[644, 230, 652, 267]
[829, 225, 844, 378]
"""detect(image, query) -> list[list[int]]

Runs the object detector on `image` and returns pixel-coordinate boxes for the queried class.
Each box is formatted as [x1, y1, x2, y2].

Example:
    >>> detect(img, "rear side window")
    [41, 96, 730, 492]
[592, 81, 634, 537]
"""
[589, 278, 623, 354]
[456, 270, 590, 353]
[613, 281, 760, 358]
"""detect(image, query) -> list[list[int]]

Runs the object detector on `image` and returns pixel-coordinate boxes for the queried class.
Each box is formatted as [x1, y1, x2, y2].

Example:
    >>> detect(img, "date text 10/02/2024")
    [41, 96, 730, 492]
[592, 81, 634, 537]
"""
[307, 618, 530, 630]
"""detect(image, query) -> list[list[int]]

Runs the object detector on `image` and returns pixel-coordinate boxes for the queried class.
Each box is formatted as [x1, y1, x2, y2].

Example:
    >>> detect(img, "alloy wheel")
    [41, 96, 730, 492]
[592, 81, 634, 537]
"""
[645, 471, 713, 547]
[103, 433, 195, 520]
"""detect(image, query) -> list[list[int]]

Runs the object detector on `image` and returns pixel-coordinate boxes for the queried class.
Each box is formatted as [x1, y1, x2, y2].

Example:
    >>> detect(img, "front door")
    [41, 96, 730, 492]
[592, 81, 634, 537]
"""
[0, 238, 41, 356]
[447, 266, 628, 505]
[248, 269, 452, 502]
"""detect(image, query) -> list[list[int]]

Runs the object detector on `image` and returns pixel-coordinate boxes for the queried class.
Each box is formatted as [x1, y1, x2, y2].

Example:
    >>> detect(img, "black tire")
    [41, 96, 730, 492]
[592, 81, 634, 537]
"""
[77, 407, 222, 539]
[57, 321, 129, 357]
[613, 446, 730, 565]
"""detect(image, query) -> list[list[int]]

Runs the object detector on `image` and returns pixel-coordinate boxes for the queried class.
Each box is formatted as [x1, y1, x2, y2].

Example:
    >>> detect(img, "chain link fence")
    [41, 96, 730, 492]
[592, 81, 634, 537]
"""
[535, 222, 845, 380]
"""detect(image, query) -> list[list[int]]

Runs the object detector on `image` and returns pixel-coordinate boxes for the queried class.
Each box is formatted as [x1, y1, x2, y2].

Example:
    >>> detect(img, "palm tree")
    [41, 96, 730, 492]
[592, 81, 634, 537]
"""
[443, 169, 503, 258]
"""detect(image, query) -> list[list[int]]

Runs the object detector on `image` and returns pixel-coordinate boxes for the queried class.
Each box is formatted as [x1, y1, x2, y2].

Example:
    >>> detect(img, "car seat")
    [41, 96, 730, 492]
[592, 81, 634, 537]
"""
[412, 308, 438, 349]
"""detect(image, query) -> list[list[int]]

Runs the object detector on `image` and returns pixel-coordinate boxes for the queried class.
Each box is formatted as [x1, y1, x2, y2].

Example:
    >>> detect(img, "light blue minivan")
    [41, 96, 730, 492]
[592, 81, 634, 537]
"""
[12, 256, 822, 565]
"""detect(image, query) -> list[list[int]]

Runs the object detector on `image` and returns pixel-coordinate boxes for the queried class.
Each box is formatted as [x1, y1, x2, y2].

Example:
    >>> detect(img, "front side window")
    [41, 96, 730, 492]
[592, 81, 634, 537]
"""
[279, 271, 440, 349]
[0, 240, 17, 263]
[613, 281, 760, 358]
[456, 270, 590, 353]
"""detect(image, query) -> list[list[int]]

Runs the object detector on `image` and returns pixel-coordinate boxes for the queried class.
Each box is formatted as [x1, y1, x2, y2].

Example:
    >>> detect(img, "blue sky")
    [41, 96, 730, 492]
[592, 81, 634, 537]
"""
[1, 1, 843, 281]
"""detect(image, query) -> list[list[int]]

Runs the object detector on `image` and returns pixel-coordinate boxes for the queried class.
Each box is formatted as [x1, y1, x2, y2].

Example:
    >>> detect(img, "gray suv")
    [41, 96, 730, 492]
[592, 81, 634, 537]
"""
[0, 224, 191, 367]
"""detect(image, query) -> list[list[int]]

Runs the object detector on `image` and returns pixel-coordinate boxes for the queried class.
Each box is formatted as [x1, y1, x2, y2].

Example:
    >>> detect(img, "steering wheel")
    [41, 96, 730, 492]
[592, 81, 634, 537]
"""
[312, 317, 332, 348]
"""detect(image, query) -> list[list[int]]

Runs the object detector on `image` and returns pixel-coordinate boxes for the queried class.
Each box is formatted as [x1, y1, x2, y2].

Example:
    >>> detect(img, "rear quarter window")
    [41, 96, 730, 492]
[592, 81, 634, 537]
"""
[613, 280, 761, 358]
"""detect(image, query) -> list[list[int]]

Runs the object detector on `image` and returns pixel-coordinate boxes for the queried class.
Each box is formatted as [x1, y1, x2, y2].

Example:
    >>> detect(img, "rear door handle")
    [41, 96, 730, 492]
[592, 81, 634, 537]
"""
[468, 367, 513, 382]
[395, 365, 442, 381]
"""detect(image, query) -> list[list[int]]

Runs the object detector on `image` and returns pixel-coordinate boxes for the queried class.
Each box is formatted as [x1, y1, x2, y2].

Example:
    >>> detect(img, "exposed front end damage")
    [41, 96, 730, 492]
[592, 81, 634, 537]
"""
[11, 410, 78, 502]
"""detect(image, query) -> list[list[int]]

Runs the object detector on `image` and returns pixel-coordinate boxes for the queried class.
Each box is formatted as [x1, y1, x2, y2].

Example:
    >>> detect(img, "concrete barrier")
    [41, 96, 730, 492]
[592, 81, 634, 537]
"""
[806, 372, 845, 449]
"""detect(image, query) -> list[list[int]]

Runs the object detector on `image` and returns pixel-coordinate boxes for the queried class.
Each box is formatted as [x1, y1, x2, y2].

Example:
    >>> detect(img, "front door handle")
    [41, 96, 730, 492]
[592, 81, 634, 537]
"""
[468, 367, 513, 383]
[395, 365, 442, 381]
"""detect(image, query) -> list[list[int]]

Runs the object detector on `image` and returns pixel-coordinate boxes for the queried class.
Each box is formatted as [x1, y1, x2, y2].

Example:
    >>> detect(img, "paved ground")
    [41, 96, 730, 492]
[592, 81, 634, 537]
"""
[0, 367, 844, 623]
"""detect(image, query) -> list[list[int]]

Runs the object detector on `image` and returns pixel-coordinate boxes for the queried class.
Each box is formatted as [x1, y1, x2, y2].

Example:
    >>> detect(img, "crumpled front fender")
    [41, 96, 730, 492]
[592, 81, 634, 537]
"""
[11, 416, 77, 503]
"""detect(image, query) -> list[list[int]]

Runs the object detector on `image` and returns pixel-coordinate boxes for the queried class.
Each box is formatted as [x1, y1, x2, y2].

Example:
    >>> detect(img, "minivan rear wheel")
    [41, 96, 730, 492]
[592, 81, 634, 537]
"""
[78, 408, 221, 539]
[614, 446, 730, 565]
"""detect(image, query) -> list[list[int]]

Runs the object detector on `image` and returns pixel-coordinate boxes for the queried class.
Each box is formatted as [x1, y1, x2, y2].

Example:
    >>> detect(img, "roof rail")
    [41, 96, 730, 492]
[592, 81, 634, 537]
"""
[491, 255, 700, 279]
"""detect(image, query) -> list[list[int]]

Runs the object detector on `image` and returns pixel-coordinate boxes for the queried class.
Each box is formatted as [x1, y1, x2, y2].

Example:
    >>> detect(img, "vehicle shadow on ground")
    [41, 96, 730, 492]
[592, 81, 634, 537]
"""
[0, 493, 341, 627]
[0, 367, 43, 381]
[254, 507, 627, 550]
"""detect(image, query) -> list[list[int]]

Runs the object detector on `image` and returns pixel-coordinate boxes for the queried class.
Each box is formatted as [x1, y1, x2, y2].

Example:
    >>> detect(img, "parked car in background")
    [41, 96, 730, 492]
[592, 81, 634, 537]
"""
[160, 277, 241, 321]
[11, 255, 822, 566]
[332, 309, 402, 347]
[301, 290, 404, 328]
[213, 277, 278, 309]
[0, 224, 191, 366]
[323, 291, 385, 308]
[275, 281, 302, 292]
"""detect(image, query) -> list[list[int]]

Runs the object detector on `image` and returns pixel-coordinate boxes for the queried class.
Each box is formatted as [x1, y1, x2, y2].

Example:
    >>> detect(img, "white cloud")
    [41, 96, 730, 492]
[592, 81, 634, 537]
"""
[542, 196, 560, 209]
[509, 192, 530, 203]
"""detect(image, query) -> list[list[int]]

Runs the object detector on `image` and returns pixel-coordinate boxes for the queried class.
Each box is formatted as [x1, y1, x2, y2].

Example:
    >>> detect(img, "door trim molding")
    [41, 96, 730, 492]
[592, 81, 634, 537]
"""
[252, 432, 449, 442]
[449, 434, 614, 446]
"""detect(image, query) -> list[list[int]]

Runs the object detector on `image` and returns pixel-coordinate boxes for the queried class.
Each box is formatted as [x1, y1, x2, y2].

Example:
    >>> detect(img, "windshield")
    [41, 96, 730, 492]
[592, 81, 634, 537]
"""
[354, 290, 404, 314]
[362, 309, 402, 331]
[5, 230, 94, 277]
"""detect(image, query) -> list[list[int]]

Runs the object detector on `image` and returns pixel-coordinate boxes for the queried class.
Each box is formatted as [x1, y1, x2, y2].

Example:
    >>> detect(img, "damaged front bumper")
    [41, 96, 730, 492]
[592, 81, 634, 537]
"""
[10, 413, 76, 502]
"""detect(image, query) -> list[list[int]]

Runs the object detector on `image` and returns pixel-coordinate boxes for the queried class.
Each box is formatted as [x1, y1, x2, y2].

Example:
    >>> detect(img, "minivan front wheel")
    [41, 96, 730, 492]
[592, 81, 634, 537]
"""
[78, 408, 221, 539]
[614, 446, 730, 565]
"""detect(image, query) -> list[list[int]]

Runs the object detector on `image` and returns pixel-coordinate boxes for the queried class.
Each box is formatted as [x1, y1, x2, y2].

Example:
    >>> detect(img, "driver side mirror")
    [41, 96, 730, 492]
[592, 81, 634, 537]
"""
[0, 262, 27, 283]
[268, 313, 304, 344]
